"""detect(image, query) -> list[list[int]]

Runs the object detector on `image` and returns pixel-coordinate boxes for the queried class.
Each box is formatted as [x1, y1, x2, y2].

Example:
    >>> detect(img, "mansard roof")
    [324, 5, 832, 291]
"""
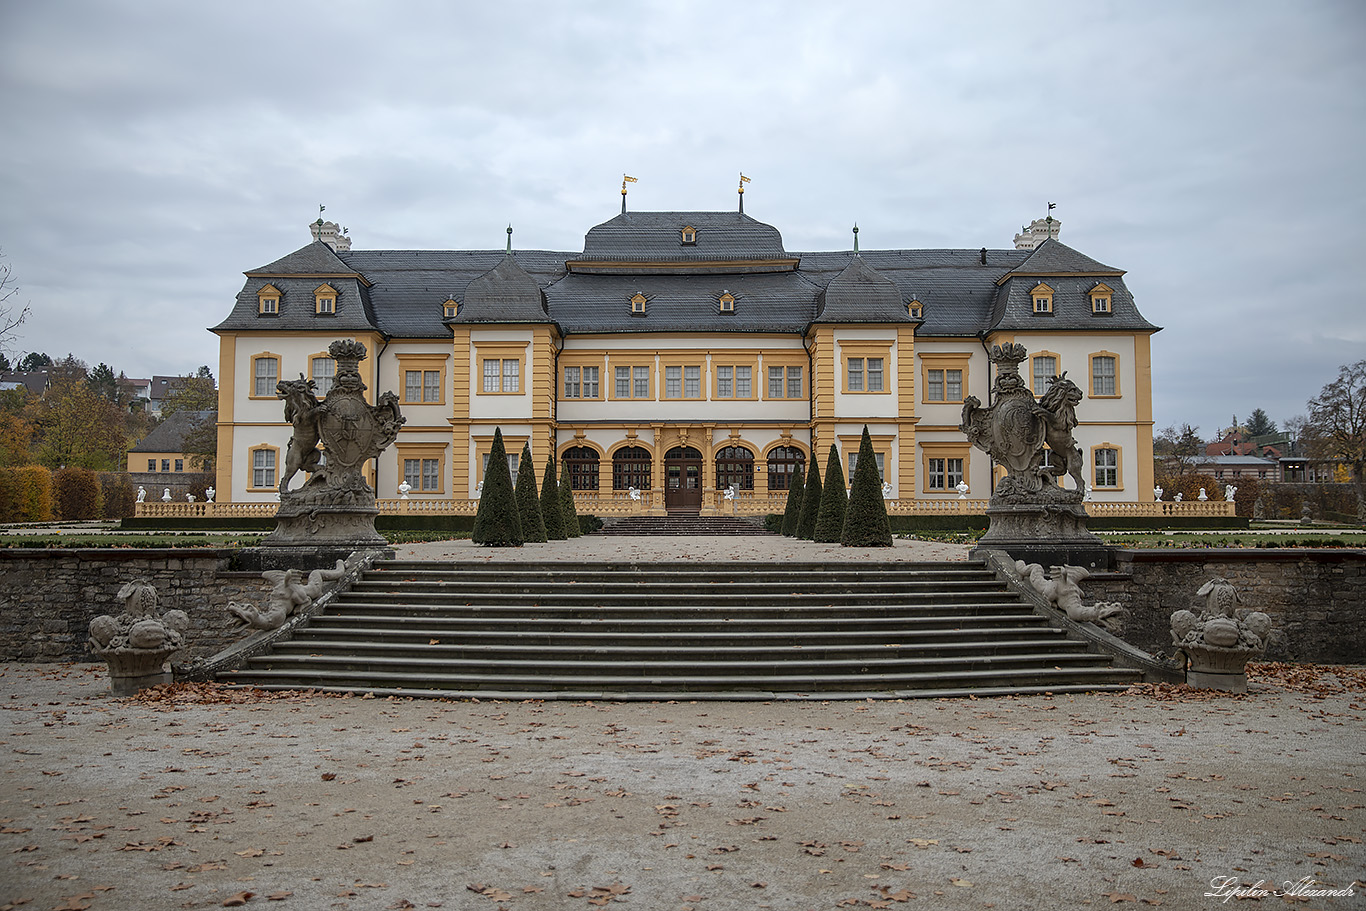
[214, 213, 1158, 338]
[568, 211, 795, 272]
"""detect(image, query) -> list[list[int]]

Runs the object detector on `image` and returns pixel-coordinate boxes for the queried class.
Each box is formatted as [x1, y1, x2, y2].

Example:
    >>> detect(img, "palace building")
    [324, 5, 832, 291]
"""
[211, 199, 1159, 515]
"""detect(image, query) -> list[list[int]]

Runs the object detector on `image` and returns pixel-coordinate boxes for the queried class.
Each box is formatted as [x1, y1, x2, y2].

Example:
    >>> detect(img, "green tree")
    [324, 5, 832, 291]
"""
[1245, 408, 1277, 438]
[0, 388, 33, 466]
[0, 353, 10, 372]
[779, 458, 805, 536]
[159, 372, 218, 416]
[842, 426, 892, 547]
[540, 454, 565, 540]
[17, 352, 51, 371]
[515, 442, 546, 542]
[795, 449, 823, 540]
[472, 428, 523, 546]
[812, 444, 847, 543]
[1305, 359, 1366, 521]
[87, 363, 119, 401]
[559, 459, 581, 537]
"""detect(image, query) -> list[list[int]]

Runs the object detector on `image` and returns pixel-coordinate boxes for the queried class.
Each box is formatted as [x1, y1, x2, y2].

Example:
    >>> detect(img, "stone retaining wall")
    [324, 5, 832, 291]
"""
[1087, 549, 1365, 665]
[0, 549, 272, 664]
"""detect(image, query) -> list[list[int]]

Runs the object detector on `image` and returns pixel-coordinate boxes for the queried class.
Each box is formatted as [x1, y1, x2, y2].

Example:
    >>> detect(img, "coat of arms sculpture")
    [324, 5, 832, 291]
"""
[960, 343, 1109, 567]
[259, 339, 405, 550]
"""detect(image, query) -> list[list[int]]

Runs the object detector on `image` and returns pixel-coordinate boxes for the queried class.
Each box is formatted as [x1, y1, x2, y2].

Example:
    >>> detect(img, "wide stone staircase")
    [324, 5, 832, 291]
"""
[592, 515, 772, 536]
[217, 561, 1142, 700]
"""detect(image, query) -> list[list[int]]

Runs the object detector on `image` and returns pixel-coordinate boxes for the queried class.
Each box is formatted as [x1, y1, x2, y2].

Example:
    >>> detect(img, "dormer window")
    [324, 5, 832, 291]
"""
[258, 284, 280, 315]
[719, 291, 735, 313]
[630, 292, 647, 315]
[315, 283, 338, 315]
[1030, 282, 1054, 315]
[908, 299, 923, 319]
[442, 298, 459, 319]
[681, 226, 697, 245]
[1089, 283, 1113, 315]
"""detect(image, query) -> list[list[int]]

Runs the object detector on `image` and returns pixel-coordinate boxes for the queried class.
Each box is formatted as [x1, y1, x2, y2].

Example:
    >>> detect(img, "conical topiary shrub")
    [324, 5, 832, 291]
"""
[559, 459, 581, 537]
[540, 454, 565, 540]
[795, 450, 822, 540]
[842, 425, 892, 547]
[780, 460, 806, 536]
[812, 444, 847, 543]
[472, 428, 523, 546]
[515, 442, 546, 543]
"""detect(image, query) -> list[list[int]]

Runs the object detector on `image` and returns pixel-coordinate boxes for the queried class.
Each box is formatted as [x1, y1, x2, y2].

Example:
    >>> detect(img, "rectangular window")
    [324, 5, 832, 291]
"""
[615, 366, 631, 398]
[735, 366, 751, 398]
[928, 458, 945, 490]
[946, 369, 962, 401]
[768, 366, 784, 399]
[259, 298, 278, 314]
[1033, 356, 1057, 393]
[502, 359, 519, 393]
[174, 459, 183, 472]
[848, 358, 864, 392]
[848, 451, 886, 483]
[582, 366, 598, 398]
[564, 366, 581, 398]
[633, 366, 648, 398]
[787, 366, 803, 399]
[684, 365, 700, 398]
[866, 358, 883, 392]
[1092, 356, 1116, 396]
[253, 357, 278, 397]
[1094, 448, 1119, 487]
[317, 297, 335, 314]
[927, 369, 944, 402]
[406, 371, 421, 402]
[423, 370, 440, 402]
[481, 359, 519, 393]
[313, 357, 336, 396]
[161, 459, 170, 472]
[946, 458, 963, 488]
[252, 449, 275, 489]
[717, 366, 733, 398]
[665, 365, 681, 399]
[147, 459, 156, 472]
[483, 359, 501, 393]
[404, 458, 442, 491]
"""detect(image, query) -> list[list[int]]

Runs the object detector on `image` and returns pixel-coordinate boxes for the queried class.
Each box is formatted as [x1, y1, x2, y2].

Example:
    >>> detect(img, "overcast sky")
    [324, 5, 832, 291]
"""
[1, 0, 1362, 440]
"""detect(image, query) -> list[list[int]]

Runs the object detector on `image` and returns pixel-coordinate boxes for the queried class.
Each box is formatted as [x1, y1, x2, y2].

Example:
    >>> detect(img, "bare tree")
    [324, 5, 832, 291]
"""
[1305, 359, 1366, 521]
[0, 249, 31, 354]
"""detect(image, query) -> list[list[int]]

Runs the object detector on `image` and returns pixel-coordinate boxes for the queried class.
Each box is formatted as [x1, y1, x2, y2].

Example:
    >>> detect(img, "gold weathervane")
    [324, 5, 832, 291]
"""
[621, 175, 638, 194]
[738, 173, 751, 191]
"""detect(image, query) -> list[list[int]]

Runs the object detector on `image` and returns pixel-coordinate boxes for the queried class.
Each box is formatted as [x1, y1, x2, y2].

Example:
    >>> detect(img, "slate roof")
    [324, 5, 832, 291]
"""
[129, 410, 215, 453]
[214, 214, 1158, 339]
[451, 254, 553, 324]
[569, 212, 792, 268]
[549, 270, 821, 334]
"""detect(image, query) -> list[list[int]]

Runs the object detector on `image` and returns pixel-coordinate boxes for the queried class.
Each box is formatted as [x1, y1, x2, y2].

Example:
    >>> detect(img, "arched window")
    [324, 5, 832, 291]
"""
[715, 445, 755, 490]
[612, 446, 652, 490]
[563, 446, 601, 491]
[766, 445, 806, 491]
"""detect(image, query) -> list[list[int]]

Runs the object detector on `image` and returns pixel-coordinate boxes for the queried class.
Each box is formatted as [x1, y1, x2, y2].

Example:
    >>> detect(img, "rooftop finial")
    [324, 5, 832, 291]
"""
[738, 172, 750, 213]
[506, 224, 513, 253]
[1046, 200, 1056, 225]
[852, 223, 860, 254]
[621, 174, 637, 214]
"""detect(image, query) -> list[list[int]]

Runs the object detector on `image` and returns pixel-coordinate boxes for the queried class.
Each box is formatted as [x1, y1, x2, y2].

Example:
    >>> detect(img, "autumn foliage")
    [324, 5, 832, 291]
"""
[53, 466, 102, 520]
[0, 464, 54, 522]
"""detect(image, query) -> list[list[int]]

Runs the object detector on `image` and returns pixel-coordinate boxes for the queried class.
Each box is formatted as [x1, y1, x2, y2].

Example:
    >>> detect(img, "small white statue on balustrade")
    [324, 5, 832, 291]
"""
[473, 482, 483, 500]
[723, 485, 736, 501]
[628, 486, 641, 501]
[205, 487, 215, 503]
[1198, 488, 1209, 501]
[186, 494, 195, 503]
[398, 480, 411, 500]
[161, 488, 172, 502]
[1225, 486, 1237, 502]
[136, 486, 147, 503]
[1154, 485, 1164, 501]
[882, 482, 894, 499]
[1174, 492, 1183, 502]
[955, 480, 969, 500]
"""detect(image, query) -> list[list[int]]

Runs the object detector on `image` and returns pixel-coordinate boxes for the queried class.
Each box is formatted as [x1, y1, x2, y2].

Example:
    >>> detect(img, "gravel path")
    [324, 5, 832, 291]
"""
[2, 662, 1362, 910]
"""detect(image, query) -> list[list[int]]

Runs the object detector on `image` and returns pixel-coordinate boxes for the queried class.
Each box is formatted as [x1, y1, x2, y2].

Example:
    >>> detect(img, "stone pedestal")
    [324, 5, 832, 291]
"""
[101, 648, 178, 696]
[1186, 667, 1249, 693]
[260, 503, 387, 548]
[970, 502, 1115, 571]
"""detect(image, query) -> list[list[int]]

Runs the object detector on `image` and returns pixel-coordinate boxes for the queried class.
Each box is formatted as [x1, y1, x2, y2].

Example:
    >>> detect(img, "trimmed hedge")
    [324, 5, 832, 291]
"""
[515, 443, 547, 543]
[0, 465, 54, 522]
[812, 445, 847, 543]
[53, 467, 102, 520]
[97, 472, 137, 519]
[472, 429, 523, 546]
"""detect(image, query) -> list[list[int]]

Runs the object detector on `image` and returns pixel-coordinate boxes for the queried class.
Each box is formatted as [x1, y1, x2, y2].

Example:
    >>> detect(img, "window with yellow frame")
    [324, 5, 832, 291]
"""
[396, 442, 447, 494]
[1089, 352, 1120, 398]
[314, 283, 338, 315]
[1092, 444, 1122, 489]
[250, 353, 281, 398]
[475, 343, 528, 395]
[840, 341, 893, 394]
[257, 284, 280, 315]
[397, 354, 448, 405]
[1030, 282, 1054, 315]
[247, 444, 280, 491]
[920, 353, 970, 404]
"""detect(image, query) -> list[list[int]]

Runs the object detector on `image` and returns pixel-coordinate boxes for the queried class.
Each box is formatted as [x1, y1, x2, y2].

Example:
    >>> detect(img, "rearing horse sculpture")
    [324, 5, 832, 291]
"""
[276, 375, 323, 493]
[1036, 372, 1087, 497]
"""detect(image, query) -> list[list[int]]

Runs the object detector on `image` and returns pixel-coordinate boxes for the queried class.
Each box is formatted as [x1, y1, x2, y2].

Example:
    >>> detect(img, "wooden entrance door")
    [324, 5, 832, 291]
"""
[664, 446, 703, 512]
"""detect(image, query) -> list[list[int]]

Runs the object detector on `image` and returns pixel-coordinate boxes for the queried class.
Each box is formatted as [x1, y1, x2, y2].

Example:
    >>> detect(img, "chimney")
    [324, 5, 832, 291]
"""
[979, 247, 987, 265]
